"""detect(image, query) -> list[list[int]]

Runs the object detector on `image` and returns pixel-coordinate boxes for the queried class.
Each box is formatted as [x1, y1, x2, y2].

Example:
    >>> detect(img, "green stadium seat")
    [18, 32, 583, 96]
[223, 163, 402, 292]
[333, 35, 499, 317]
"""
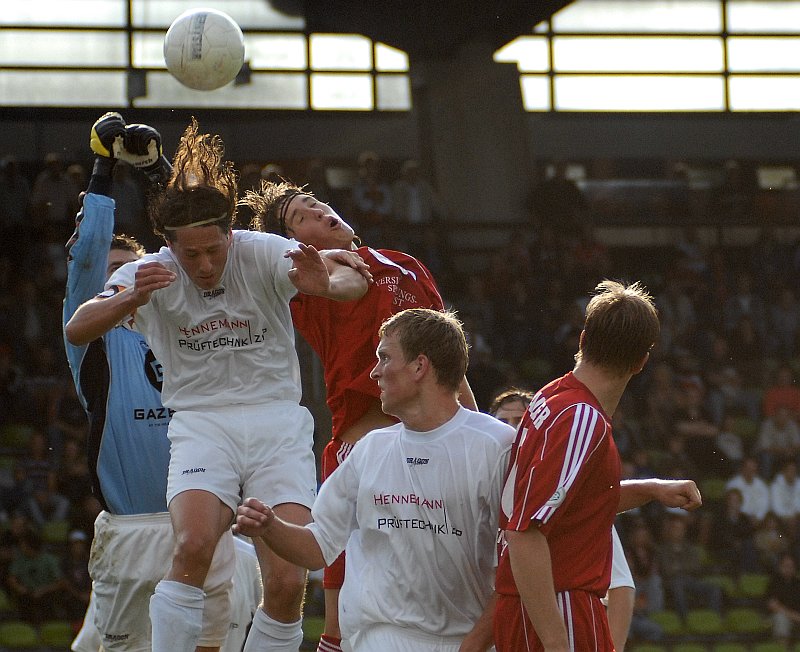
[724, 607, 770, 635]
[737, 572, 770, 599]
[729, 416, 759, 441]
[0, 587, 14, 614]
[649, 609, 685, 636]
[521, 357, 553, 383]
[703, 573, 738, 598]
[0, 621, 39, 648]
[41, 519, 71, 544]
[752, 643, 788, 652]
[712, 644, 748, 652]
[628, 645, 668, 652]
[0, 423, 34, 450]
[39, 620, 75, 648]
[0, 454, 17, 482]
[685, 608, 724, 636]
[672, 644, 710, 652]
[699, 477, 728, 503]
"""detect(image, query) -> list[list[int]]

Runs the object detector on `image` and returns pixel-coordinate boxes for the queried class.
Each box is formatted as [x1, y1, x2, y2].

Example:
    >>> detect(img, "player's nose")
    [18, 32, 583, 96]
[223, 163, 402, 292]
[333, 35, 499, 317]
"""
[198, 256, 213, 273]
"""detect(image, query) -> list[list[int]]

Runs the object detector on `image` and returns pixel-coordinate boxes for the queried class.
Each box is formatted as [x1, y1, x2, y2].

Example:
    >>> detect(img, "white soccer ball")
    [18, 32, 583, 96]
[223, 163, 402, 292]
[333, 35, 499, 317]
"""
[164, 8, 245, 91]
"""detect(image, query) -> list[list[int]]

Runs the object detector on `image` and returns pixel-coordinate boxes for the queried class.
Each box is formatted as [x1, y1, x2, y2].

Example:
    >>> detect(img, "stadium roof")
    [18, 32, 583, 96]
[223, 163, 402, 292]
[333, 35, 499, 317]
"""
[301, 0, 573, 59]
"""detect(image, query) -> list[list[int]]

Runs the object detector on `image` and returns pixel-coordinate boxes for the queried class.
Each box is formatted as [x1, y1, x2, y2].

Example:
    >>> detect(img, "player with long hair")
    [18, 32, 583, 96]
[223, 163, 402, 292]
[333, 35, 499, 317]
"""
[65, 118, 371, 652]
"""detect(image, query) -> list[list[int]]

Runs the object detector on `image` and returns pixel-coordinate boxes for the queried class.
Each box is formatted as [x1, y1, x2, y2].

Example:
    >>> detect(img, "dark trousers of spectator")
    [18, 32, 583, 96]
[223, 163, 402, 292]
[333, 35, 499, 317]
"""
[667, 575, 723, 620]
[14, 592, 61, 625]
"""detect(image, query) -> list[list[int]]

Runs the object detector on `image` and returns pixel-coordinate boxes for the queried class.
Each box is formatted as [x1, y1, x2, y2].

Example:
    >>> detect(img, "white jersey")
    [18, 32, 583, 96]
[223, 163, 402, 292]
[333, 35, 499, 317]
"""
[307, 407, 515, 642]
[107, 230, 300, 410]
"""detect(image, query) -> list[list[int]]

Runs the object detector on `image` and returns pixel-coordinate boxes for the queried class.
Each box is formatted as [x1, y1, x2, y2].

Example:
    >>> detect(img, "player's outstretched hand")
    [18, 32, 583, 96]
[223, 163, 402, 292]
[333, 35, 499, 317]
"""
[285, 243, 330, 293]
[131, 261, 176, 306]
[90, 112, 126, 158]
[655, 479, 702, 512]
[234, 497, 276, 537]
[320, 249, 373, 283]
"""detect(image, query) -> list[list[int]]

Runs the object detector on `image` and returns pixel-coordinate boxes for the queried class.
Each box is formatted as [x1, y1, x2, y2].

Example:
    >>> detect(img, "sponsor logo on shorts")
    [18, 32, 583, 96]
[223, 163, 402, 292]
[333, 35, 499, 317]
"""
[406, 457, 429, 466]
[545, 487, 566, 507]
[181, 467, 207, 475]
[103, 633, 130, 642]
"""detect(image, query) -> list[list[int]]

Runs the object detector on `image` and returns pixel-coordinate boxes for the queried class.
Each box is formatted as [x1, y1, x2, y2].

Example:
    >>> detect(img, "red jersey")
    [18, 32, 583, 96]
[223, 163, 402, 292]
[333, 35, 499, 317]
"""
[291, 247, 444, 439]
[495, 372, 620, 598]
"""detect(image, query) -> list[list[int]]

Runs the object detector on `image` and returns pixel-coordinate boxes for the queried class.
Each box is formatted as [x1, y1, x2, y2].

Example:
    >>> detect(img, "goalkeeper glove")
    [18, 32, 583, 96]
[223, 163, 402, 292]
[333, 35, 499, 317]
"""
[119, 123, 163, 169]
[89, 112, 126, 158]
[122, 123, 172, 187]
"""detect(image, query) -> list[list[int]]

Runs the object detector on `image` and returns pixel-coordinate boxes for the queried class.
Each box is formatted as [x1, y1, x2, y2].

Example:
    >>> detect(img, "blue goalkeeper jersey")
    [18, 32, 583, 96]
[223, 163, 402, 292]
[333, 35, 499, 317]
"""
[63, 193, 171, 515]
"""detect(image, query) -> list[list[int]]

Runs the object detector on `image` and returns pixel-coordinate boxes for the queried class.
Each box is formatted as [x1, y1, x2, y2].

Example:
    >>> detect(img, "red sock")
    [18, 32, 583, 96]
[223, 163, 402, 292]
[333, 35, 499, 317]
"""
[317, 633, 342, 652]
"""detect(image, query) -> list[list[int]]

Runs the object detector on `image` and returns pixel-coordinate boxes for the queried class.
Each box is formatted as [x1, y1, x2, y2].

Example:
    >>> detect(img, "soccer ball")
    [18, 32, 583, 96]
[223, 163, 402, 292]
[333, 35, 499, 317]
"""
[163, 8, 245, 91]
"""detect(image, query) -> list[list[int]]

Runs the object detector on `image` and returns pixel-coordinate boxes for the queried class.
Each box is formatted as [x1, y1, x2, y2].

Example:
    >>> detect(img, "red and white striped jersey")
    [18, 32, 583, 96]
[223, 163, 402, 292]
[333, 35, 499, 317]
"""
[495, 371, 620, 598]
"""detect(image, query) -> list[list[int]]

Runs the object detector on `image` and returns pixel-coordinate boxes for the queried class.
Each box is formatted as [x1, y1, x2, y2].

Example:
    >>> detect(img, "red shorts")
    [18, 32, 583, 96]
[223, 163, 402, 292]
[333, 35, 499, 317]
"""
[320, 439, 354, 589]
[494, 590, 613, 652]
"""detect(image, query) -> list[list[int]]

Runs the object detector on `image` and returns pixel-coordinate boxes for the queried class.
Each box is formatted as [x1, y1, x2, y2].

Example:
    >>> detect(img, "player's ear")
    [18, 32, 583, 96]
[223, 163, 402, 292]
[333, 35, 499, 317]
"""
[631, 351, 650, 375]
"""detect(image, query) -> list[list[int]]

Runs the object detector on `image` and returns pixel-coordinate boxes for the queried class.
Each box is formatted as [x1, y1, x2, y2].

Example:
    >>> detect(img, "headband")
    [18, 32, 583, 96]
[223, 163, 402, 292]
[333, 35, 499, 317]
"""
[276, 190, 303, 236]
[163, 213, 228, 231]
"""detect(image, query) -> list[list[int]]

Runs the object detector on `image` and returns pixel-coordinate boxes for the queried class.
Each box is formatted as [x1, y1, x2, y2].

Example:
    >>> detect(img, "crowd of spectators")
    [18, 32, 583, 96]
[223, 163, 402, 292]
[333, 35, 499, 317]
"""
[2, 149, 800, 647]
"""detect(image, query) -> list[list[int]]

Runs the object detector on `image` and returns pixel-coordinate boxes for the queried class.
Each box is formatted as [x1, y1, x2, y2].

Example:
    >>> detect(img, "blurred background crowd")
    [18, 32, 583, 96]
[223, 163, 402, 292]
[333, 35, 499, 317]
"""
[2, 149, 800, 649]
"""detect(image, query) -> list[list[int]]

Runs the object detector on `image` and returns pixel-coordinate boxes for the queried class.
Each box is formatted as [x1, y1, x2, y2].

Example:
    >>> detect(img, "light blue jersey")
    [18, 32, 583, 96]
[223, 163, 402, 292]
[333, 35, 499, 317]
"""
[63, 193, 170, 515]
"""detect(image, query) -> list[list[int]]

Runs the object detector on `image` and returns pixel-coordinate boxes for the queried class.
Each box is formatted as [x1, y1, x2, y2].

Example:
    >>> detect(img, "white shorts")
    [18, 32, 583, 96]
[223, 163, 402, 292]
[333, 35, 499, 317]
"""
[223, 537, 263, 652]
[88, 511, 235, 651]
[609, 525, 634, 590]
[166, 402, 317, 513]
[71, 591, 101, 652]
[346, 625, 468, 652]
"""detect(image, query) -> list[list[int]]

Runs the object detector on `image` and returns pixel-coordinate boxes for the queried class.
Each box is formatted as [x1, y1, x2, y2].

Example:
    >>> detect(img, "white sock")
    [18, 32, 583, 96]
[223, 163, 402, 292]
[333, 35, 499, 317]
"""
[149, 580, 204, 652]
[242, 609, 303, 652]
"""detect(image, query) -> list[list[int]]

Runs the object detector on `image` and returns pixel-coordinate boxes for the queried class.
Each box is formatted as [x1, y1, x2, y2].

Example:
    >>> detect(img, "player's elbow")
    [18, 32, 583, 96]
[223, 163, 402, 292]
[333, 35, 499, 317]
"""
[307, 550, 327, 571]
[64, 318, 94, 346]
[348, 274, 369, 300]
[301, 538, 328, 570]
[307, 558, 325, 571]
[331, 273, 368, 302]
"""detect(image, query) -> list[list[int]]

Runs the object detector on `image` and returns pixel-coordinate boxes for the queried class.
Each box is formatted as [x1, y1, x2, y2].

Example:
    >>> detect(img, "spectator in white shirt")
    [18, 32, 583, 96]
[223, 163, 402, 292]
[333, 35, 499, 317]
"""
[727, 456, 771, 526]
[755, 406, 800, 479]
[770, 459, 800, 537]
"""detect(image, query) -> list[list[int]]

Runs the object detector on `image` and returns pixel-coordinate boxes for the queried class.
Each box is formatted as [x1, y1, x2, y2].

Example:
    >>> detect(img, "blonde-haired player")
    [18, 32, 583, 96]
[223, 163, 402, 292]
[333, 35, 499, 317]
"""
[236, 308, 512, 651]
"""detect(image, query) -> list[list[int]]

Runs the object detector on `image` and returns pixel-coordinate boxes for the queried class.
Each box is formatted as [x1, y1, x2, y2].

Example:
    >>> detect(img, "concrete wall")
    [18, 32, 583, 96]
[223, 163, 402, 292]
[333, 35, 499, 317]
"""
[0, 109, 420, 168]
[526, 112, 800, 162]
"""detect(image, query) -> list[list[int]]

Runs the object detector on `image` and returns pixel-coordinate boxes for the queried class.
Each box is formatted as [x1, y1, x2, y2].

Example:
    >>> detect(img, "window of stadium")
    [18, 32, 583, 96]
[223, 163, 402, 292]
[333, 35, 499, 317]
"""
[0, 0, 411, 111]
[494, 0, 800, 112]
